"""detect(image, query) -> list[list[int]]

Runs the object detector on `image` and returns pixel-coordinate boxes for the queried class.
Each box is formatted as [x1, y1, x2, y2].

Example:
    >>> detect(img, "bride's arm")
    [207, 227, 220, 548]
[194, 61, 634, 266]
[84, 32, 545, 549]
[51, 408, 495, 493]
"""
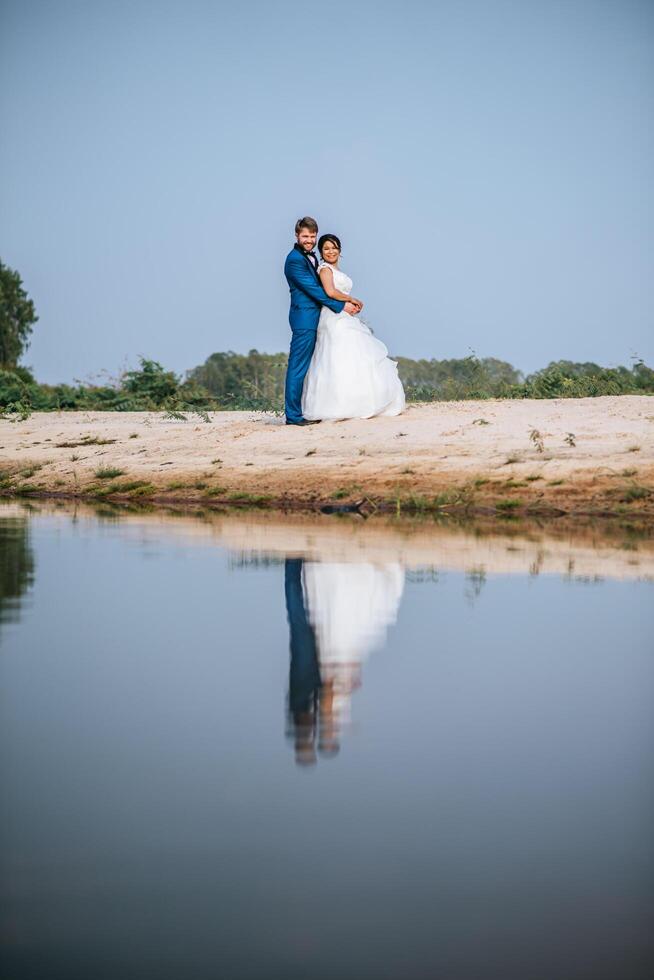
[319, 267, 363, 310]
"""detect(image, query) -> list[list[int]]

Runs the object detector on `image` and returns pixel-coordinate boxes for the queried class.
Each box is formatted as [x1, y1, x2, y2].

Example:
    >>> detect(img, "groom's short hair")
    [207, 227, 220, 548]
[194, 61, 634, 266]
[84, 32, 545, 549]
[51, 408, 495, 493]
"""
[295, 216, 318, 234]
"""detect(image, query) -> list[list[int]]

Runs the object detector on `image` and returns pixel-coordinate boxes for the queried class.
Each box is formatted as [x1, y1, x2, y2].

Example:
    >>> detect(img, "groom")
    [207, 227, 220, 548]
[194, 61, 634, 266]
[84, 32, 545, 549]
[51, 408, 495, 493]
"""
[283, 216, 360, 425]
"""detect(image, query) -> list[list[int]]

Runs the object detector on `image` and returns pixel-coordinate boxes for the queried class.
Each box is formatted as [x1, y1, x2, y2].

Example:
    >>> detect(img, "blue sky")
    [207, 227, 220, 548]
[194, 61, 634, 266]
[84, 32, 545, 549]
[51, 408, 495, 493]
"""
[1, 0, 652, 384]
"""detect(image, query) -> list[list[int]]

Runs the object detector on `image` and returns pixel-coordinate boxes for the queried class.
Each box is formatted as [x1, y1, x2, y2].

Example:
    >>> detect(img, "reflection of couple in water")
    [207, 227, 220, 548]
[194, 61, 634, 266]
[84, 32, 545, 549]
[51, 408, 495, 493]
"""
[285, 557, 404, 767]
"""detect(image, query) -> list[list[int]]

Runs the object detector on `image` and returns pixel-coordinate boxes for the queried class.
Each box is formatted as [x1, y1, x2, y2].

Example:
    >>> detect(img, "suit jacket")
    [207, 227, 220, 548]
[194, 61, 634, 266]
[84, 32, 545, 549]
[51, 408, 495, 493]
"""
[284, 244, 345, 331]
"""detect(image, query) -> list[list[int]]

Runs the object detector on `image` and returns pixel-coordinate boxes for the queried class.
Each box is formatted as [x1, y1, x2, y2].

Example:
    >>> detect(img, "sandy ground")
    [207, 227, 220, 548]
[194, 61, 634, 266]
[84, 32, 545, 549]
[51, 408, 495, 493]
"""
[2, 498, 653, 581]
[1, 396, 653, 519]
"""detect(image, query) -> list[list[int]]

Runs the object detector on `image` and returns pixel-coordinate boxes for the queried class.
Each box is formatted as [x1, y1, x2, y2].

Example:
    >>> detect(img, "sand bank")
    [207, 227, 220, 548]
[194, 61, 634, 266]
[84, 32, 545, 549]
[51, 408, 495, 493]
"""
[1, 397, 653, 520]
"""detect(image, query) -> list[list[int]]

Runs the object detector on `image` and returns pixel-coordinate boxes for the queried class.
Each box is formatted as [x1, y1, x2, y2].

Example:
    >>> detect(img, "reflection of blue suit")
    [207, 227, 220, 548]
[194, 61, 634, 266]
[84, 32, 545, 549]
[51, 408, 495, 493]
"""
[284, 558, 321, 719]
[283, 245, 345, 422]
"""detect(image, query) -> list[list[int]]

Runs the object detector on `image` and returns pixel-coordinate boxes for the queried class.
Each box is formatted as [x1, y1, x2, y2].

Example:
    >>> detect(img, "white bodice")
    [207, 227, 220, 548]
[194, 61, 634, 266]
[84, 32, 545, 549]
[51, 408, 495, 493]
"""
[319, 262, 352, 296]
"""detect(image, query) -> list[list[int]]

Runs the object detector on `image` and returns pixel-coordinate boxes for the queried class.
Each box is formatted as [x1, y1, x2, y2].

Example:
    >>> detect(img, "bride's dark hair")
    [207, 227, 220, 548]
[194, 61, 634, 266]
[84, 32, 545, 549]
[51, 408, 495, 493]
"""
[318, 234, 341, 255]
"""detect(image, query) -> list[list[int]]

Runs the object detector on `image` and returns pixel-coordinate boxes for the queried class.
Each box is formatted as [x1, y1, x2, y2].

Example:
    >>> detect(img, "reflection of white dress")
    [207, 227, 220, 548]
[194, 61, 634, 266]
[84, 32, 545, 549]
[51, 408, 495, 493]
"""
[301, 561, 405, 720]
[302, 263, 406, 421]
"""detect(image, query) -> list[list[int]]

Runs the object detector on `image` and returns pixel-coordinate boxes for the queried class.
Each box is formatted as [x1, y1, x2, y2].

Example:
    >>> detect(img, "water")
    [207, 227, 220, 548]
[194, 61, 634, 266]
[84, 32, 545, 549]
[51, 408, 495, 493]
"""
[1, 502, 653, 980]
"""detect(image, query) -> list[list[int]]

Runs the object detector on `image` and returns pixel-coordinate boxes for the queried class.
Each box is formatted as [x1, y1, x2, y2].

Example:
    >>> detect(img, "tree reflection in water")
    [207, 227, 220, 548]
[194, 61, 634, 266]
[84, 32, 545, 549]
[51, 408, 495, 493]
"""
[0, 515, 35, 640]
[285, 557, 404, 766]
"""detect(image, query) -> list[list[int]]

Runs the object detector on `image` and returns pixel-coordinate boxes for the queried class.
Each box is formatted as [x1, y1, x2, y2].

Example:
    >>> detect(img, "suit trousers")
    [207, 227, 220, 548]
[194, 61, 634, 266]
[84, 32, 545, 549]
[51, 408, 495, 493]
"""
[285, 327, 317, 422]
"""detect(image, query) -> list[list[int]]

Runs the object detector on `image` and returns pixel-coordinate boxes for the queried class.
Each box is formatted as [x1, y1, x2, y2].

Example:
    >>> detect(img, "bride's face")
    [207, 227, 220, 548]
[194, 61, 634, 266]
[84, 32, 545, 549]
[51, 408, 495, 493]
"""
[321, 240, 340, 265]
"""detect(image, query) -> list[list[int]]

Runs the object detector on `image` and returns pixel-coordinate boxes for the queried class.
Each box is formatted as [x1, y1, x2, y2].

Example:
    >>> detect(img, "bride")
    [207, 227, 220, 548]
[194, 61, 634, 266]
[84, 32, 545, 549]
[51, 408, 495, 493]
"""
[301, 234, 405, 421]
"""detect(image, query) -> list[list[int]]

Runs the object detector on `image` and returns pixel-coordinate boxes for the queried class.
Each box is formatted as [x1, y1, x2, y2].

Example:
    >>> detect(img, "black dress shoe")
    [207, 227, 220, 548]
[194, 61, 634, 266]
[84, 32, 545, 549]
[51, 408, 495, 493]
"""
[285, 419, 321, 426]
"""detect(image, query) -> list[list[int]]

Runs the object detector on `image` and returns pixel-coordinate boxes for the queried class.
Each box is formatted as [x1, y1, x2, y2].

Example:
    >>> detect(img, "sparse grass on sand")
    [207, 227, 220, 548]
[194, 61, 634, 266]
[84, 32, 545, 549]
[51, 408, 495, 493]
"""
[620, 484, 651, 503]
[95, 466, 126, 480]
[56, 436, 117, 448]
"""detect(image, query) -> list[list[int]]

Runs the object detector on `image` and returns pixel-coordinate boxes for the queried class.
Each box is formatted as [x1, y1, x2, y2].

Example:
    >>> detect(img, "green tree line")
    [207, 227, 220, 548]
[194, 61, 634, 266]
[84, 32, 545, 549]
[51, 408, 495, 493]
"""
[1, 258, 653, 415]
[2, 351, 652, 417]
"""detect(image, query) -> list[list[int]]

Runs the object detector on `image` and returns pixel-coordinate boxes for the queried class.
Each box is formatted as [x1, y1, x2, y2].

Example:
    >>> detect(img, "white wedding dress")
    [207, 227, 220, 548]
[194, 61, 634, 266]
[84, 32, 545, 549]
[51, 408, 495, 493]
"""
[302, 262, 406, 420]
[301, 561, 405, 723]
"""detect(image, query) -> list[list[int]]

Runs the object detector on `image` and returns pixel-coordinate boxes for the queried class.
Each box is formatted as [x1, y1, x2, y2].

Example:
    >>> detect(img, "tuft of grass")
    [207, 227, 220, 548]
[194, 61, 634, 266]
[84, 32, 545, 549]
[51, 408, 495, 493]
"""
[161, 407, 211, 423]
[54, 479, 66, 487]
[56, 436, 117, 448]
[203, 486, 227, 497]
[89, 484, 117, 497]
[503, 454, 523, 465]
[1, 401, 32, 422]
[547, 479, 565, 486]
[431, 484, 477, 510]
[332, 484, 362, 500]
[194, 481, 208, 490]
[129, 433, 139, 438]
[564, 432, 576, 447]
[504, 479, 528, 488]
[473, 477, 489, 487]
[94, 466, 126, 480]
[525, 474, 543, 482]
[385, 493, 429, 512]
[621, 468, 638, 477]
[108, 480, 152, 493]
[620, 484, 652, 503]
[627, 445, 641, 453]
[211, 458, 223, 465]
[165, 481, 189, 490]
[127, 483, 157, 497]
[400, 468, 415, 475]
[19, 463, 43, 479]
[496, 498, 523, 513]
[305, 449, 317, 457]
[226, 492, 272, 505]
[529, 428, 545, 452]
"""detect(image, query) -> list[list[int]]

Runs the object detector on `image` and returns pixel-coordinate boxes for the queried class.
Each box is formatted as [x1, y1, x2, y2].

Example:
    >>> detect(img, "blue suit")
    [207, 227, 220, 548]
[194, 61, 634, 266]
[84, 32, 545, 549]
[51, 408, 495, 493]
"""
[283, 244, 345, 422]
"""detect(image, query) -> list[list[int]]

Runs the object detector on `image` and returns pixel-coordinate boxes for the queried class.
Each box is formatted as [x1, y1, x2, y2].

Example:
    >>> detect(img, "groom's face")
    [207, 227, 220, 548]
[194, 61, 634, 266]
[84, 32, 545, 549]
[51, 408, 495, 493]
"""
[296, 227, 317, 252]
